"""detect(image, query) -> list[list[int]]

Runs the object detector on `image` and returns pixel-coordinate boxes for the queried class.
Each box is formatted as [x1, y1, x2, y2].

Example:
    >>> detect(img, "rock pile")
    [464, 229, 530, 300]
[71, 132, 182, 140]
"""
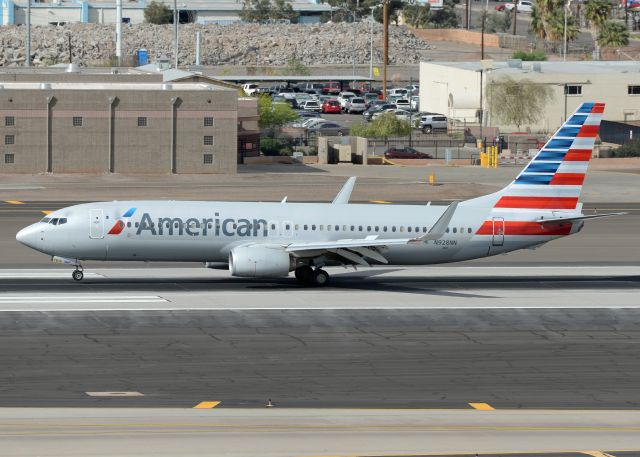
[0, 22, 431, 67]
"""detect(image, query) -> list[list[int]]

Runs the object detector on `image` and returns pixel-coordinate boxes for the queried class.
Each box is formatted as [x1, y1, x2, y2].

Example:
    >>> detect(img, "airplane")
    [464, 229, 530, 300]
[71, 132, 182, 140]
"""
[16, 102, 623, 286]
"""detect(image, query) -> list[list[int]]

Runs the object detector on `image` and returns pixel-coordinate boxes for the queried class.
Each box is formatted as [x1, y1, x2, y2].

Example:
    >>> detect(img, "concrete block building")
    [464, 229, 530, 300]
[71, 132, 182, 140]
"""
[419, 60, 640, 133]
[0, 68, 260, 173]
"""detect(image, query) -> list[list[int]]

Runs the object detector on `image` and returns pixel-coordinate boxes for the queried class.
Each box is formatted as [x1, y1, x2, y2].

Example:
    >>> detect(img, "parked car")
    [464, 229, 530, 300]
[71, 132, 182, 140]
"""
[346, 97, 367, 114]
[306, 121, 349, 136]
[405, 84, 419, 95]
[395, 98, 411, 111]
[323, 82, 341, 94]
[372, 109, 411, 122]
[301, 100, 322, 112]
[384, 146, 433, 160]
[419, 114, 448, 133]
[242, 83, 260, 96]
[291, 113, 323, 128]
[300, 117, 327, 128]
[337, 92, 357, 110]
[301, 82, 325, 93]
[387, 88, 409, 98]
[503, 0, 533, 12]
[322, 99, 342, 114]
[363, 103, 396, 121]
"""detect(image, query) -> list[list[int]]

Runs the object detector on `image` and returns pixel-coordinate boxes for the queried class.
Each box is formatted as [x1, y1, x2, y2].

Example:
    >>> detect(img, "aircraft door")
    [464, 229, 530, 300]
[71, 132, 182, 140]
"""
[89, 209, 105, 239]
[492, 217, 505, 246]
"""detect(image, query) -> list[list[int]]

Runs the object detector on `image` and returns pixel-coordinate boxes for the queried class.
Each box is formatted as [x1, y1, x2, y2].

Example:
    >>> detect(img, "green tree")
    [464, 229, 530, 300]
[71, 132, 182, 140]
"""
[486, 11, 511, 33]
[403, 3, 431, 28]
[351, 112, 411, 143]
[487, 77, 553, 130]
[272, 0, 298, 21]
[597, 20, 630, 47]
[281, 58, 311, 76]
[584, 0, 612, 59]
[144, 0, 173, 24]
[240, 0, 298, 22]
[258, 95, 299, 136]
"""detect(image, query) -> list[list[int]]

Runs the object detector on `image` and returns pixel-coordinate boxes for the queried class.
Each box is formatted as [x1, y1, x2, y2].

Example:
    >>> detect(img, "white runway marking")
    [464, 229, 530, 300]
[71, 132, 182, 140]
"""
[0, 295, 167, 305]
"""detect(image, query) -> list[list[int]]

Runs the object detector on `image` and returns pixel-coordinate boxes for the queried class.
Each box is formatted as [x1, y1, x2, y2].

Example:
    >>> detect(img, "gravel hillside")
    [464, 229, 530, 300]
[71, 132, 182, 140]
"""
[0, 22, 432, 67]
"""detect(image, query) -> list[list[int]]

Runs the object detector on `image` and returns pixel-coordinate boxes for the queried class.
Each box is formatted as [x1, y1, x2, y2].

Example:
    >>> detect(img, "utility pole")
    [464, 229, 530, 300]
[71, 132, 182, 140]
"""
[466, 0, 471, 29]
[383, 0, 388, 96]
[173, 0, 179, 68]
[369, 7, 374, 80]
[25, 0, 31, 66]
[352, 10, 356, 78]
[195, 30, 201, 66]
[512, 3, 517, 35]
[116, 0, 122, 66]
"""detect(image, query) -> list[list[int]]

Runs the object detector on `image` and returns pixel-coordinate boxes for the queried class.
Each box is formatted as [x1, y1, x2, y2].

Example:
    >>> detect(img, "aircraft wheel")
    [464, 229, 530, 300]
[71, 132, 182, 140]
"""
[72, 270, 84, 281]
[312, 269, 329, 287]
[294, 265, 314, 282]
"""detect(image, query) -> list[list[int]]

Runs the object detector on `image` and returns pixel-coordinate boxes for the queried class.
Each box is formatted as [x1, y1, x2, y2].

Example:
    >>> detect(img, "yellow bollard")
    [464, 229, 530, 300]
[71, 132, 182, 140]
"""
[493, 147, 499, 168]
[429, 174, 435, 186]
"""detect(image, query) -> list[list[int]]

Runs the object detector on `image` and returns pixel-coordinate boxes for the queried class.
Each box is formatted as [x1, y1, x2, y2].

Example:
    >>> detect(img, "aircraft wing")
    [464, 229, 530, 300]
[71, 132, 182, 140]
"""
[285, 237, 413, 266]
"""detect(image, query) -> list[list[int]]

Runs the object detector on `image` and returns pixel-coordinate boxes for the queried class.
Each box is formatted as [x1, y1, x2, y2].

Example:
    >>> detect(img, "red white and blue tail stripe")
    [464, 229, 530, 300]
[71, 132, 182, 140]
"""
[495, 102, 604, 211]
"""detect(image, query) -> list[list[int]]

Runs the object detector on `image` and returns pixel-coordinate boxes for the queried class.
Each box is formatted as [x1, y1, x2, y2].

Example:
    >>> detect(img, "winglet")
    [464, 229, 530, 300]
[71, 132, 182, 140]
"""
[416, 201, 459, 241]
[332, 177, 357, 204]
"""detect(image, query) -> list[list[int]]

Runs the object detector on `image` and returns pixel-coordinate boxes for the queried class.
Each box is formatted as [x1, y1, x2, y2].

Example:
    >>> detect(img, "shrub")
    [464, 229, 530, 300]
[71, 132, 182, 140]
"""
[144, 1, 173, 24]
[610, 139, 640, 157]
[260, 138, 292, 156]
[511, 50, 547, 61]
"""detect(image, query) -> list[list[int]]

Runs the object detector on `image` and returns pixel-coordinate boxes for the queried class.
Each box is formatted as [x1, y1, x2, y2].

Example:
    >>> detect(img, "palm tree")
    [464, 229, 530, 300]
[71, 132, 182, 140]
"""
[548, 10, 580, 52]
[584, 0, 612, 59]
[597, 20, 630, 48]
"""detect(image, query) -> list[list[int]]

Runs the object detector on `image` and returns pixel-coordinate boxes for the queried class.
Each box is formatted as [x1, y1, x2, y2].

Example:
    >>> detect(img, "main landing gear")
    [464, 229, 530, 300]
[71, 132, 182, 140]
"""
[294, 265, 329, 287]
[72, 266, 84, 281]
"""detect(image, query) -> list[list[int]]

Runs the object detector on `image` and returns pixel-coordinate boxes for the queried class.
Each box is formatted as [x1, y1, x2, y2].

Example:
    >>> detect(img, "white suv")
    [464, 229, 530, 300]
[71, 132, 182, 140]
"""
[337, 92, 356, 111]
[504, 0, 533, 12]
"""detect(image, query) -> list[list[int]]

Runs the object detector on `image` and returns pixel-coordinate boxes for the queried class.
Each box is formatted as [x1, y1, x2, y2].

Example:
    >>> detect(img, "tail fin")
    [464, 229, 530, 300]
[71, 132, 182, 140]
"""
[495, 102, 604, 211]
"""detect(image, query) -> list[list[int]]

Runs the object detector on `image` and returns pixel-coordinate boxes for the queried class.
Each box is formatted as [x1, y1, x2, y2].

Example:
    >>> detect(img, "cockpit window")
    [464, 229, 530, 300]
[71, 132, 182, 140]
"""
[58, 218, 67, 225]
[41, 217, 51, 223]
[50, 218, 59, 225]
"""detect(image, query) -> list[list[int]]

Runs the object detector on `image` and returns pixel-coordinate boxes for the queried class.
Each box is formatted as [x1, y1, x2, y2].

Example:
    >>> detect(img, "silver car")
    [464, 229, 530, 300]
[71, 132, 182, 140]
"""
[419, 114, 448, 133]
[346, 97, 367, 114]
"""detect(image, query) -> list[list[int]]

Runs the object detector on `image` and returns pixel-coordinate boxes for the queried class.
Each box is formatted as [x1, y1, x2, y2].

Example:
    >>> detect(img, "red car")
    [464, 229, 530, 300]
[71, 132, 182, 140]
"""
[384, 146, 433, 159]
[322, 99, 342, 114]
[322, 82, 341, 94]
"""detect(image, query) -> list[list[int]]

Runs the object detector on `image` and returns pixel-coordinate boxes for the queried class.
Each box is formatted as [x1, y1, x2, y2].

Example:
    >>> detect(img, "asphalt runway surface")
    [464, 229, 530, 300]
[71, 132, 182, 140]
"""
[0, 265, 639, 409]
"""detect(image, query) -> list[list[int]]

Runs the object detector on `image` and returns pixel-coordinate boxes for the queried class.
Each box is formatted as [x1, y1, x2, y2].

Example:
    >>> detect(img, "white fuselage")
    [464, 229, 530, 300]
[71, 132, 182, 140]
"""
[16, 198, 581, 266]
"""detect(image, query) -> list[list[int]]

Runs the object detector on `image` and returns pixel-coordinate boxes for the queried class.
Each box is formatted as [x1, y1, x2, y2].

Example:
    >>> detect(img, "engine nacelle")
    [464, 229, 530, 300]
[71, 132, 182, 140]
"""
[229, 244, 293, 278]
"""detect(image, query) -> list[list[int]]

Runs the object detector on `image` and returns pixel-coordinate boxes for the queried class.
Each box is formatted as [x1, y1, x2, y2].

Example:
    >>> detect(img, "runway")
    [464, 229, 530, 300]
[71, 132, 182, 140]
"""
[1, 408, 640, 457]
[0, 266, 639, 409]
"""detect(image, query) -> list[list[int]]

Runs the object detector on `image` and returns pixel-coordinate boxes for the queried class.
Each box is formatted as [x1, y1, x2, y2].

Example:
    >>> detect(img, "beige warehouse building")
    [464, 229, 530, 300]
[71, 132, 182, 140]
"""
[0, 68, 259, 174]
[419, 60, 640, 133]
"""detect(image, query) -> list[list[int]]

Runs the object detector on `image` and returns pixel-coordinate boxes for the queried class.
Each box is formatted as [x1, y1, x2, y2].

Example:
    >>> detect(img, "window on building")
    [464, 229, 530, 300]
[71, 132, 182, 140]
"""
[72, 116, 83, 126]
[5, 116, 14, 126]
[204, 135, 214, 146]
[203, 154, 214, 164]
[5, 154, 14, 164]
[137, 117, 147, 127]
[204, 117, 214, 127]
[564, 85, 582, 96]
[628, 86, 640, 95]
[5, 135, 14, 145]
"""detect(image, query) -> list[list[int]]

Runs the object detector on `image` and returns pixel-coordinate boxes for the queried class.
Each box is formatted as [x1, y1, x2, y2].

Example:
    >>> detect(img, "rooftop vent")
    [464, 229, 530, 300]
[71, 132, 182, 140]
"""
[507, 59, 523, 69]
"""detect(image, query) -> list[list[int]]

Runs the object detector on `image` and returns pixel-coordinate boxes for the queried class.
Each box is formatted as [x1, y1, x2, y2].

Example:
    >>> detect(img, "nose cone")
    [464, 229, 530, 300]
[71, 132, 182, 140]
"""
[16, 224, 40, 250]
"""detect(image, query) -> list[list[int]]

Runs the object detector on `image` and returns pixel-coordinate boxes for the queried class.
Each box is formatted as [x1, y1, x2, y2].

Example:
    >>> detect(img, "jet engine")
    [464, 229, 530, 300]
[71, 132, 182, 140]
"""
[229, 244, 294, 278]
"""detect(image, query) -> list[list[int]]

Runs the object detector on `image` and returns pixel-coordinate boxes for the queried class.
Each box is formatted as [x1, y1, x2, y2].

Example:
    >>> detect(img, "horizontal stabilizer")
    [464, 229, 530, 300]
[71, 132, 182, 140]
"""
[536, 212, 626, 225]
[332, 177, 357, 204]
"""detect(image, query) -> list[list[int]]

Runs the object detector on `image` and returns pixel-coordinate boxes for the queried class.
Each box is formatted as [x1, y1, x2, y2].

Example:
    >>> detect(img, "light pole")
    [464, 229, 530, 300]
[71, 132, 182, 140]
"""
[173, 0, 179, 68]
[383, 0, 388, 97]
[563, 0, 572, 61]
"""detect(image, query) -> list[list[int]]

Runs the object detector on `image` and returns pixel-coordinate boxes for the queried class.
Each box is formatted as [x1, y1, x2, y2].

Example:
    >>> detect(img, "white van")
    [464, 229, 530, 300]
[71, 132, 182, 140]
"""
[242, 83, 260, 96]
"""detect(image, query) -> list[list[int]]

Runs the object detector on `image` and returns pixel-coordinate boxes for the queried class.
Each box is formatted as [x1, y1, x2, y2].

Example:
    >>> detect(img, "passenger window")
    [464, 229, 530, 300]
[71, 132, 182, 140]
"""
[127, 222, 131, 228]
[408, 227, 412, 232]
[468, 228, 472, 233]
[367, 226, 371, 231]
[335, 225, 340, 231]
[312, 224, 316, 230]
[285, 224, 290, 230]
[446, 228, 450, 233]
[136, 222, 140, 228]
[320, 225, 324, 231]
[294, 224, 299, 230]
[350, 225, 355, 231]
[392, 227, 396, 232]
[375, 226, 379, 231]
[358, 226, 363, 231]
[271, 224, 276, 230]
[383, 226, 387, 232]
[304, 224, 308, 230]
[415, 227, 419, 233]
[327, 225, 332, 231]
[400, 226, 405, 232]
[453, 228, 457, 233]
[423, 227, 427, 232]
